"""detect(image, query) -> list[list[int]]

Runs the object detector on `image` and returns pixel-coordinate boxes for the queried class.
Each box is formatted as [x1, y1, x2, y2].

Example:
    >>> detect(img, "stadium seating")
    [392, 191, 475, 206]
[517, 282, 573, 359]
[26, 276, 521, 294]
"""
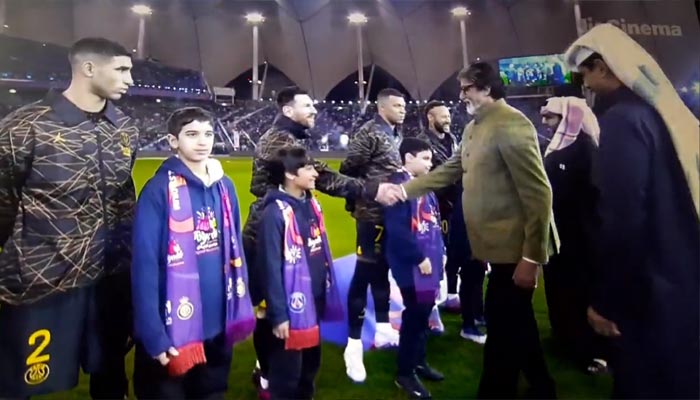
[2, 34, 696, 154]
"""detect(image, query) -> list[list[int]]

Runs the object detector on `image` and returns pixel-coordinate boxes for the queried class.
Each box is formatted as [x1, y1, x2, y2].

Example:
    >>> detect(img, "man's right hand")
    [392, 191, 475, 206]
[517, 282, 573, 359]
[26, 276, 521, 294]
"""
[154, 347, 179, 366]
[512, 259, 539, 289]
[273, 321, 290, 339]
[418, 258, 432, 275]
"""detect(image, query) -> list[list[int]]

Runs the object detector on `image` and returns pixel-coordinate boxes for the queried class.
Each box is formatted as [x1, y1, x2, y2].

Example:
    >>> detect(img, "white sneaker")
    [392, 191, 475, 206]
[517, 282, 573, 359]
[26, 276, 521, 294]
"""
[374, 322, 400, 348]
[428, 306, 445, 335]
[344, 338, 366, 383]
[460, 327, 487, 345]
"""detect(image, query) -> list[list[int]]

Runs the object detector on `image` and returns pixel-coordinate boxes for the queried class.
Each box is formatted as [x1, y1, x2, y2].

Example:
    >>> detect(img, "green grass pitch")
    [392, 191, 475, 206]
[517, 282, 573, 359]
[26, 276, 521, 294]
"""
[35, 157, 611, 399]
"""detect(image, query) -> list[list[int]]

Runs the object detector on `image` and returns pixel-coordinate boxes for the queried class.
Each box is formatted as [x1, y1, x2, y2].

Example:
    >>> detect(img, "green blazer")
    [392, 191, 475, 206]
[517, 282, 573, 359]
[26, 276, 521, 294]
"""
[403, 99, 559, 264]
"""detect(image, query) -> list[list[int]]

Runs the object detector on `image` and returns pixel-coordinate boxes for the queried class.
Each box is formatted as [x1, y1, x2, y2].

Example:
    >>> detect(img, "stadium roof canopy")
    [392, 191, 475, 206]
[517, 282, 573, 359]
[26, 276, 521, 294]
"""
[2, 0, 698, 99]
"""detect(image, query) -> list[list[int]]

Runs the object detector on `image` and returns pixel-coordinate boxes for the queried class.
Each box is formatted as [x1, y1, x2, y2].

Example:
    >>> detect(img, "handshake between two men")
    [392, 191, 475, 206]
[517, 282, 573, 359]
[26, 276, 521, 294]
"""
[374, 182, 407, 206]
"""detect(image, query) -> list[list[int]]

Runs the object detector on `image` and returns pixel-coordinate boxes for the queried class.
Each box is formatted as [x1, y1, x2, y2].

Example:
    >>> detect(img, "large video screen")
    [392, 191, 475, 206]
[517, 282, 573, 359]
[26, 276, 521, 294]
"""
[498, 54, 572, 87]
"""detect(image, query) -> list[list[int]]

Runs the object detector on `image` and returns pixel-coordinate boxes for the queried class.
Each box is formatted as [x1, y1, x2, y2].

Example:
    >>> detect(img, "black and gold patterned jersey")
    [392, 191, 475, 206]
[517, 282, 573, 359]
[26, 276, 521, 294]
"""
[339, 114, 403, 223]
[0, 91, 138, 304]
[242, 115, 366, 247]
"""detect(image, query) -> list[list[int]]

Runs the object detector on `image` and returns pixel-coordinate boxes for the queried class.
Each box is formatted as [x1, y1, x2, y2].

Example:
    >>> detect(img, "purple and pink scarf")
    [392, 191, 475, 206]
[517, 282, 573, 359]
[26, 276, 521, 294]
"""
[404, 172, 444, 304]
[276, 196, 343, 350]
[164, 171, 255, 376]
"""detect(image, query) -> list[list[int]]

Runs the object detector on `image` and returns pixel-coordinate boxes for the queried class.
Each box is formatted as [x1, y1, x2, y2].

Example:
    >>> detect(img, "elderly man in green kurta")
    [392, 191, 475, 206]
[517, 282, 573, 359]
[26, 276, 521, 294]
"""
[380, 62, 558, 399]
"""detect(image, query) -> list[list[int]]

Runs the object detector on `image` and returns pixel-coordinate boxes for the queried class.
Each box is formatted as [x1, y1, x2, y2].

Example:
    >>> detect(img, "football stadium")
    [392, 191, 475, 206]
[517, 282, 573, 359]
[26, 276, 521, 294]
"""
[1, 0, 699, 399]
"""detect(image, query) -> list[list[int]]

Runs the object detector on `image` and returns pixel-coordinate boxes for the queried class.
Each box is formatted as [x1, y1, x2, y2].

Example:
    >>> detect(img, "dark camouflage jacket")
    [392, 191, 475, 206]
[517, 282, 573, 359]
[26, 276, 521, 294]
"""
[0, 92, 138, 304]
[242, 115, 368, 246]
[339, 115, 403, 223]
[411, 129, 460, 219]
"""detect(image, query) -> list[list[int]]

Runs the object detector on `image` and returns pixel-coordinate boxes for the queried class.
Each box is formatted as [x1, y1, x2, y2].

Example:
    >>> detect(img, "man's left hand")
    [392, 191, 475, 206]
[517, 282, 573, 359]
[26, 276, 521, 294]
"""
[512, 259, 539, 289]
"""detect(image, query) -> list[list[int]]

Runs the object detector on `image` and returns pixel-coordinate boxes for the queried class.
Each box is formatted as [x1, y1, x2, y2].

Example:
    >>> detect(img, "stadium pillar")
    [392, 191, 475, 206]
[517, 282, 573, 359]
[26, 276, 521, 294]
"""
[131, 5, 152, 59]
[356, 25, 364, 101]
[245, 13, 265, 100]
[252, 24, 259, 100]
[451, 7, 471, 67]
[348, 12, 368, 101]
[0, 0, 5, 32]
[459, 19, 468, 68]
[137, 16, 146, 59]
[574, 0, 584, 37]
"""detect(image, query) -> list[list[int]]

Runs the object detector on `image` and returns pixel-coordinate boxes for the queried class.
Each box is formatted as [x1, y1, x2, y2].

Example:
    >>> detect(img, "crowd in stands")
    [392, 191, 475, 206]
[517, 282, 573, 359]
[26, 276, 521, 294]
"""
[0, 35, 208, 94]
[1, 34, 697, 154]
[0, 88, 551, 153]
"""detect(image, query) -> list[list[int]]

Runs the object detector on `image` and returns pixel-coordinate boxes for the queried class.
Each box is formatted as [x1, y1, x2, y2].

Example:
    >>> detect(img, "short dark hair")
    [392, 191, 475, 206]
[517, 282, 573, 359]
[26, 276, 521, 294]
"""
[399, 137, 432, 164]
[276, 86, 308, 109]
[267, 147, 313, 186]
[68, 37, 131, 64]
[457, 62, 506, 100]
[424, 100, 445, 118]
[166, 107, 214, 136]
[578, 52, 604, 70]
[377, 88, 404, 101]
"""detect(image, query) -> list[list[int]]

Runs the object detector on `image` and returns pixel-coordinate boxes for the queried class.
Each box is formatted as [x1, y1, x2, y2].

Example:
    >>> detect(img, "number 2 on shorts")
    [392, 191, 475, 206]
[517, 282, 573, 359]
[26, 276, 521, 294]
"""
[26, 329, 51, 366]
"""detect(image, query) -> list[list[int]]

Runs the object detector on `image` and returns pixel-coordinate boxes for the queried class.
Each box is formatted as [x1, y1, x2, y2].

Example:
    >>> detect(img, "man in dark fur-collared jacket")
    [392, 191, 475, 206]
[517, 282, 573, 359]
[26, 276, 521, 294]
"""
[338, 88, 407, 383]
[244, 86, 381, 397]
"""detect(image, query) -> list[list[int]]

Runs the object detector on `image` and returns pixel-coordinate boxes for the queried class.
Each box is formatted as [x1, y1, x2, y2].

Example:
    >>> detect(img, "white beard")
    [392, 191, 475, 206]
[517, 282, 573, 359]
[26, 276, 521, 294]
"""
[466, 102, 476, 115]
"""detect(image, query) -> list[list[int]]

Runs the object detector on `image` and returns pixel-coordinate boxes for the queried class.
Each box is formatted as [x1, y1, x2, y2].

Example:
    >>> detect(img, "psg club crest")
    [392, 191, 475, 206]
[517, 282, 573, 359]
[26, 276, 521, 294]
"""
[289, 291, 306, 313]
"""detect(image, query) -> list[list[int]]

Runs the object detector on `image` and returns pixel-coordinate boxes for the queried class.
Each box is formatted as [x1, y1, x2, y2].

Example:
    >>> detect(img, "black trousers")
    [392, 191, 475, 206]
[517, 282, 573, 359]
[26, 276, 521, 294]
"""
[243, 235, 271, 379]
[253, 318, 275, 379]
[459, 258, 485, 330]
[347, 222, 390, 339]
[445, 192, 465, 294]
[477, 264, 555, 399]
[268, 336, 321, 400]
[397, 287, 434, 377]
[441, 217, 460, 295]
[543, 256, 607, 367]
[133, 334, 232, 399]
[609, 316, 699, 399]
[89, 271, 133, 399]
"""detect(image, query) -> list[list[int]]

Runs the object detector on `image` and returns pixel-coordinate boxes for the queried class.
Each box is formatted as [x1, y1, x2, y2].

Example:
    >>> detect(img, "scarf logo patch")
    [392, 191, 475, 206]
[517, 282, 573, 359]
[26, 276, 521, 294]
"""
[307, 223, 322, 255]
[236, 277, 246, 298]
[417, 220, 430, 234]
[194, 208, 219, 254]
[424, 205, 440, 230]
[226, 277, 234, 300]
[420, 209, 439, 233]
[289, 291, 306, 313]
[285, 245, 303, 264]
[164, 300, 173, 325]
[167, 174, 186, 211]
[177, 297, 195, 320]
[167, 240, 184, 266]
